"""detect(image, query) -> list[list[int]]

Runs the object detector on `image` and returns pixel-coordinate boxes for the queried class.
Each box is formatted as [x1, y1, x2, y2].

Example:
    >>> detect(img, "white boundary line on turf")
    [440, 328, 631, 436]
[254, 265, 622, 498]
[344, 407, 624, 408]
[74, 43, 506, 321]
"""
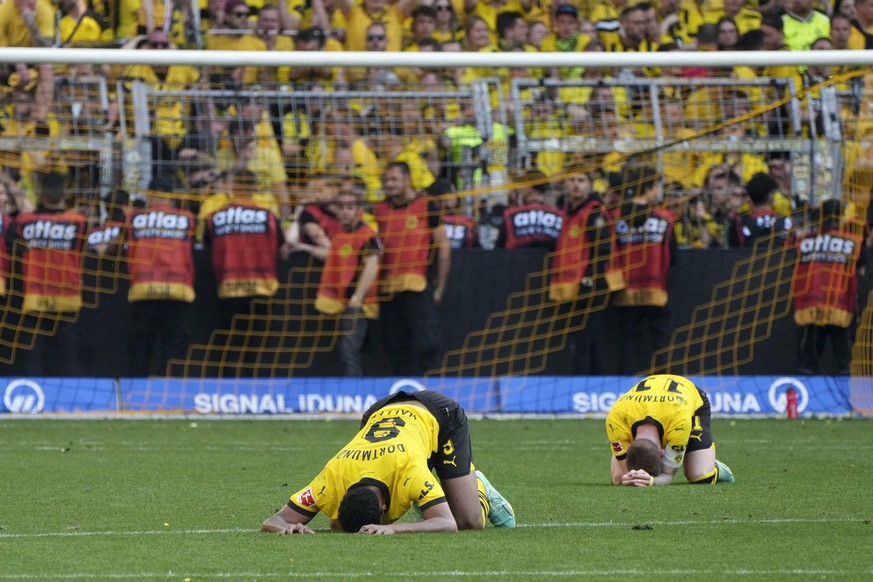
[1, 517, 868, 539]
[0, 413, 858, 420]
[2, 569, 873, 579]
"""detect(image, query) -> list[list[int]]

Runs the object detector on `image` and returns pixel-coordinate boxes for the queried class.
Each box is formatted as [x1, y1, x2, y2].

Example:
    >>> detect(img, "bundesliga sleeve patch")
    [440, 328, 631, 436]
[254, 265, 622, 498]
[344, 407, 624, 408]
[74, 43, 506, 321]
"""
[611, 441, 624, 454]
[297, 488, 316, 507]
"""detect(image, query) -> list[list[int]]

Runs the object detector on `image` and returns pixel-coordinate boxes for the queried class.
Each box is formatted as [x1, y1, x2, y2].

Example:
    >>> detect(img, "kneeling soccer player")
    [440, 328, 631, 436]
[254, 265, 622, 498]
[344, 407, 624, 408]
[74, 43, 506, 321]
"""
[606, 374, 736, 486]
[262, 390, 516, 534]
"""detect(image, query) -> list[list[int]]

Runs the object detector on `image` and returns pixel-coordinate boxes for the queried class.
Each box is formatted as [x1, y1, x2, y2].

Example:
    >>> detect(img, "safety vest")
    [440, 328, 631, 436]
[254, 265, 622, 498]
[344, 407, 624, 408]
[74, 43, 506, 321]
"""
[15, 209, 87, 313]
[126, 206, 196, 303]
[792, 224, 864, 327]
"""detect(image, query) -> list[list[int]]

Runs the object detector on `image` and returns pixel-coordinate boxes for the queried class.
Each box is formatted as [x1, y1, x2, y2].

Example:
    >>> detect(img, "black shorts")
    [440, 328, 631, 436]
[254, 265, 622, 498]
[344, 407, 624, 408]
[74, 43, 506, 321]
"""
[688, 385, 714, 453]
[361, 390, 473, 480]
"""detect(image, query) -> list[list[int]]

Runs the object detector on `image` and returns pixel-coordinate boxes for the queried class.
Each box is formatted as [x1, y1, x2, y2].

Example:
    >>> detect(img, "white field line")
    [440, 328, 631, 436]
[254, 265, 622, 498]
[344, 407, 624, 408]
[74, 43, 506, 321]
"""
[0, 517, 869, 540]
[1, 569, 872, 579]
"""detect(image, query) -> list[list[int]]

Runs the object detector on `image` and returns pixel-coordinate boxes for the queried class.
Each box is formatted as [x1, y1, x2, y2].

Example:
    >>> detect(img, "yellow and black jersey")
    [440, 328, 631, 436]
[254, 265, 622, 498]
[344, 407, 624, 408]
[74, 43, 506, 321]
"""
[599, 29, 659, 53]
[288, 403, 446, 523]
[606, 374, 705, 469]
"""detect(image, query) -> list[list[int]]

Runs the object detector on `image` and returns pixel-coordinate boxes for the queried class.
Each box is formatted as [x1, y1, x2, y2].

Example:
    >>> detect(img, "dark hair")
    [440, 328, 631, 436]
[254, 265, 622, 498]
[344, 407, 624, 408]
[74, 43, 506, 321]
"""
[736, 29, 764, 51]
[495, 11, 523, 38]
[418, 38, 442, 51]
[338, 487, 382, 533]
[412, 5, 436, 20]
[622, 166, 659, 198]
[626, 439, 662, 476]
[385, 161, 411, 177]
[621, 5, 645, 19]
[696, 23, 718, 46]
[231, 169, 258, 188]
[766, 150, 791, 162]
[296, 27, 326, 47]
[40, 172, 67, 205]
[745, 172, 778, 205]
[761, 14, 784, 31]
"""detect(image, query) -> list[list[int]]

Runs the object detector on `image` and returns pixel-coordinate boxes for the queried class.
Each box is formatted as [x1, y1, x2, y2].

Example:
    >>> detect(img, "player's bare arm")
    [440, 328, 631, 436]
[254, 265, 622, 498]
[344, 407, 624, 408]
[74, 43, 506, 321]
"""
[611, 456, 676, 486]
[357, 500, 458, 535]
[261, 504, 316, 534]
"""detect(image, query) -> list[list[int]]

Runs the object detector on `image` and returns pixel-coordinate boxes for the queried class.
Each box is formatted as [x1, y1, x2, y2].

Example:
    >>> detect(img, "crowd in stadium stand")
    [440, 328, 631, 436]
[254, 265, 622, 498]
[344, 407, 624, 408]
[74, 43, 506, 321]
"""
[0, 0, 871, 377]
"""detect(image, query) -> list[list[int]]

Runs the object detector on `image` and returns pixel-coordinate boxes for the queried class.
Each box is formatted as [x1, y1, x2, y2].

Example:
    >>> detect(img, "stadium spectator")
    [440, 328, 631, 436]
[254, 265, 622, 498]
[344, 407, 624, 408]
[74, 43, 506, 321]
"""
[216, 116, 290, 217]
[527, 19, 549, 50]
[261, 390, 515, 534]
[430, 179, 478, 249]
[540, 4, 588, 80]
[347, 22, 400, 87]
[526, 96, 566, 178]
[550, 170, 622, 374]
[204, 0, 266, 87]
[110, 30, 201, 185]
[782, 0, 831, 50]
[462, 15, 494, 52]
[299, 0, 347, 42]
[838, 0, 857, 20]
[496, 170, 563, 250]
[0, 85, 63, 201]
[765, 151, 800, 215]
[759, 13, 786, 51]
[406, 4, 437, 50]
[0, 0, 56, 120]
[692, 121, 769, 188]
[830, 12, 852, 49]
[0, 172, 31, 301]
[286, 27, 343, 88]
[590, 0, 628, 32]
[848, 0, 873, 49]
[314, 188, 381, 376]
[670, 183, 721, 249]
[374, 162, 449, 375]
[715, 16, 740, 50]
[600, 5, 659, 53]
[638, 2, 666, 44]
[340, 0, 415, 52]
[703, 0, 762, 35]
[491, 11, 534, 52]
[199, 0, 229, 35]
[701, 166, 745, 248]
[730, 172, 794, 248]
[606, 374, 736, 486]
[58, 0, 113, 45]
[287, 173, 342, 261]
[658, 0, 700, 47]
[692, 22, 719, 52]
[256, 5, 294, 84]
[7, 172, 87, 376]
[124, 177, 196, 377]
[0, 170, 33, 218]
[432, 0, 462, 44]
[792, 199, 867, 375]
[610, 165, 677, 374]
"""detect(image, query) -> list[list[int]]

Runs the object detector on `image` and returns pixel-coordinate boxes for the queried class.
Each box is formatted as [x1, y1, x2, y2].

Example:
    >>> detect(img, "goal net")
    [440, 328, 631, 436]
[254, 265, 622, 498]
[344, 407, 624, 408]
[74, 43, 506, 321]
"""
[0, 48, 870, 416]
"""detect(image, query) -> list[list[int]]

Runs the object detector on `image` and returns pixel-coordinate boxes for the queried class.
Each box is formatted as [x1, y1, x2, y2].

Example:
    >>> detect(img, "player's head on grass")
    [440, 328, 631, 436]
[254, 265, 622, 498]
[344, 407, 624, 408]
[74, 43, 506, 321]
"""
[338, 485, 383, 533]
[626, 438, 662, 476]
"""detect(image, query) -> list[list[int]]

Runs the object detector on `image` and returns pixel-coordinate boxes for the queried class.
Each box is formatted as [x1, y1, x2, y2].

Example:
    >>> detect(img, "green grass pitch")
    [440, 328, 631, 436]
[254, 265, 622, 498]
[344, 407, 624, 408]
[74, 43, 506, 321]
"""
[1, 417, 871, 580]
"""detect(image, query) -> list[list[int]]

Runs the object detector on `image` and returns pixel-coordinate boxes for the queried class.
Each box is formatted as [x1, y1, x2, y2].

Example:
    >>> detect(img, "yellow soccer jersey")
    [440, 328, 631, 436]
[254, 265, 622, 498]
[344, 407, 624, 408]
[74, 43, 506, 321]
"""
[288, 403, 446, 523]
[606, 375, 705, 469]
